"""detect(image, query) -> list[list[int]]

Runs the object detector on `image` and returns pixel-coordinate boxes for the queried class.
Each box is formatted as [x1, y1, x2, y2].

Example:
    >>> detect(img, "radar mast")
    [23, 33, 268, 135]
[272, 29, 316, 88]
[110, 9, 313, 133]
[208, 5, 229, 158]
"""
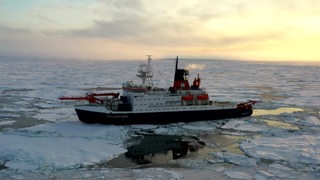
[136, 55, 154, 88]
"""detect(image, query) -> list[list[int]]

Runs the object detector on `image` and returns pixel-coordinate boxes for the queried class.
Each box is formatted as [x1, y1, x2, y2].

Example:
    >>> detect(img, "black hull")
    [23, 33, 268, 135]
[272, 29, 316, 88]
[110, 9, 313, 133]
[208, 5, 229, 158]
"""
[75, 108, 253, 125]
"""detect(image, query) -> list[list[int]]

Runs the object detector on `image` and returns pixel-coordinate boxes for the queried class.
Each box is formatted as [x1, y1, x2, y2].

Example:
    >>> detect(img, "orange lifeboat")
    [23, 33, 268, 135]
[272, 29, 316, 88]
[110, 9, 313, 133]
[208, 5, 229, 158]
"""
[197, 94, 209, 100]
[181, 95, 194, 101]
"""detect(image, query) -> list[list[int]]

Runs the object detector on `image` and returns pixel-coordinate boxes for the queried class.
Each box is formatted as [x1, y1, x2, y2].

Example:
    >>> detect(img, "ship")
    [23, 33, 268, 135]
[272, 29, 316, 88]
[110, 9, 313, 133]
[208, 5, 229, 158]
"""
[59, 56, 256, 125]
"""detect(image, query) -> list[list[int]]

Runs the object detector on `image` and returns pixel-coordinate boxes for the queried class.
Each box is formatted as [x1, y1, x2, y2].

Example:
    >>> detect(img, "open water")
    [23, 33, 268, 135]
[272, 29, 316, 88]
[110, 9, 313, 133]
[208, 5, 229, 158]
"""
[0, 58, 319, 179]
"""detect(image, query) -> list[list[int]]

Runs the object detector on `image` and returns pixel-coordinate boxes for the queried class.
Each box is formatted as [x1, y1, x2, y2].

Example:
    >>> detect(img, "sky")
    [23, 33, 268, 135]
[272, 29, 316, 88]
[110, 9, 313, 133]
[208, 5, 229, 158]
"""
[0, 0, 319, 62]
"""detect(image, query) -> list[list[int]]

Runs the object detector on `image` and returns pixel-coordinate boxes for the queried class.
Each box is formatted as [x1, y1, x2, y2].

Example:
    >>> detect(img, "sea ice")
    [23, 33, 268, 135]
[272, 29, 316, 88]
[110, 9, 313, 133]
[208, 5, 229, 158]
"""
[305, 116, 320, 126]
[220, 119, 267, 132]
[211, 152, 257, 167]
[240, 134, 320, 166]
[0, 122, 129, 170]
[0, 120, 15, 126]
[223, 170, 251, 180]
[1, 58, 320, 179]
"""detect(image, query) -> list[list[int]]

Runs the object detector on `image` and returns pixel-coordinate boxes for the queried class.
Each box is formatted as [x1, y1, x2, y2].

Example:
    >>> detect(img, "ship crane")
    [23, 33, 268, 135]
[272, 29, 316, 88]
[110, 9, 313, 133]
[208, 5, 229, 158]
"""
[59, 92, 119, 104]
[237, 100, 261, 109]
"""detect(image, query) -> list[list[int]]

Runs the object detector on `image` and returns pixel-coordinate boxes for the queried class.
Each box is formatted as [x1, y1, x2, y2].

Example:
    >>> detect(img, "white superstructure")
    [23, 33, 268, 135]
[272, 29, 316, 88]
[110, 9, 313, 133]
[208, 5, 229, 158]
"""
[59, 56, 256, 124]
[117, 56, 231, 113]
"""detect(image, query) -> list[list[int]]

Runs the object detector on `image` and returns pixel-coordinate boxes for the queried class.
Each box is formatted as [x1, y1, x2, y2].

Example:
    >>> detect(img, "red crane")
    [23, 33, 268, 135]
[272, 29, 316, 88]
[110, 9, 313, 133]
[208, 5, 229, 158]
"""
[59, 93, 119, 104]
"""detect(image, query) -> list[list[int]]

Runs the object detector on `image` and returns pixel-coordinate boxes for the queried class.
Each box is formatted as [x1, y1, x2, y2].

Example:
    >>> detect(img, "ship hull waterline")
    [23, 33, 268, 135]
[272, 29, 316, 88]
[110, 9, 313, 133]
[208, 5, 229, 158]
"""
[75, 108, 253, 125]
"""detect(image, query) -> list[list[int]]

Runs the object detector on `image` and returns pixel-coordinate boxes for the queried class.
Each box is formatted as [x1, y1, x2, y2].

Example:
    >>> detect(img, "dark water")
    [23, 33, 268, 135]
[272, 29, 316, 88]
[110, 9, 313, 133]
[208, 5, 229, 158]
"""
[106, 133, 205, 168]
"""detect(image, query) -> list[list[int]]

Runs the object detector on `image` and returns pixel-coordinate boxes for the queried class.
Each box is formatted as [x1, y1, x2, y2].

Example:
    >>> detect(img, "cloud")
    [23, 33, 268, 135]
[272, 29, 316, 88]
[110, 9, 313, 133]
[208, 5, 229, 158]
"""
[1, 0, 319, 61]
[178, 1, 246, 22]
[0, 25, 30, 34]
[35, 14, 59, 25]
[185, 63, 205, 70]
[57, 2, 197, 46]
[60, 0, 288, 49]
[70, 16, 155, 39]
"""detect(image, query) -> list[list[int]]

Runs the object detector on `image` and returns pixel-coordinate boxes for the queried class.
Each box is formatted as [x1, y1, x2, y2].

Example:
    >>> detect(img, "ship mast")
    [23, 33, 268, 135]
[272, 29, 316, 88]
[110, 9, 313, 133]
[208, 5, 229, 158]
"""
[173, 56, 190, 90]
[136, 55, 154, 88]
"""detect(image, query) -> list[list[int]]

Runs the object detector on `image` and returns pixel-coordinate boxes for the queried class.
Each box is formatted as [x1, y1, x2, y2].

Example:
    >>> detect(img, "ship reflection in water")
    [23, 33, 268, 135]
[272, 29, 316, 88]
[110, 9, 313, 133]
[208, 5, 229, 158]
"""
[107, 134, 205, 168]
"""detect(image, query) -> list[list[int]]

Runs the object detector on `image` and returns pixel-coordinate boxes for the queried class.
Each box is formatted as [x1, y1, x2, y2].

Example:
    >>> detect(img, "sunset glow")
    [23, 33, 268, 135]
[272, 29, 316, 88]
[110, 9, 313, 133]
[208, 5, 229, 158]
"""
[0, 0, 319, 62]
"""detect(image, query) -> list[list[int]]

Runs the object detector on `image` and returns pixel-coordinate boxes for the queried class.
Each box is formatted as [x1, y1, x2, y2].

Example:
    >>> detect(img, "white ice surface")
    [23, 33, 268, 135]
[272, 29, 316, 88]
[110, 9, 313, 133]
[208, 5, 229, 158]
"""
[220, 119, 268, 132]
[0, 122, 129, 170]
[211, 152, 257, 167]
[223, 171, 251, 180]
[0, 120, 15, 126]
[241, 134, 320, 165]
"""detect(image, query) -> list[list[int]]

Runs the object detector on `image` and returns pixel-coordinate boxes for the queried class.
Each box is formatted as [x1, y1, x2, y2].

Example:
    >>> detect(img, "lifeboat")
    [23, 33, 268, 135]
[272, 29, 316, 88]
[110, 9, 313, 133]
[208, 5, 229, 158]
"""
[197, 94, 209, 100]
[181, 95, 194, 101]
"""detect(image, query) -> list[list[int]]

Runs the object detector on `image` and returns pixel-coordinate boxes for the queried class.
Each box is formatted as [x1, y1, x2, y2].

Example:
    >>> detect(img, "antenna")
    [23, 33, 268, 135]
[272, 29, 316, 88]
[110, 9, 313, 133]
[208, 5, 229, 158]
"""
[136, 55, 154, 88]
[175, 56, 178, 71]
[146, 55, 152, 73]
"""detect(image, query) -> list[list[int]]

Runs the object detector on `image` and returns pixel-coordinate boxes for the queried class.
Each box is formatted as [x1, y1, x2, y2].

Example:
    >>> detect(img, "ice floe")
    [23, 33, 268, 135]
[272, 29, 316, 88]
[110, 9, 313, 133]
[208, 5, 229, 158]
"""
[220, 119, 267, 132]
[240, 134, 320, 166]
[211, 152, 257, 167]
[0, 122, 129, 170]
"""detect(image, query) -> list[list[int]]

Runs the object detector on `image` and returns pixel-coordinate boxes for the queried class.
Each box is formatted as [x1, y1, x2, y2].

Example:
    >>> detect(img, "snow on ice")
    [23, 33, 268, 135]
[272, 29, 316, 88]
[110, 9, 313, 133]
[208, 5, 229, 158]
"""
[241, 134, 320, 165]
[0, 122, 128, 170]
